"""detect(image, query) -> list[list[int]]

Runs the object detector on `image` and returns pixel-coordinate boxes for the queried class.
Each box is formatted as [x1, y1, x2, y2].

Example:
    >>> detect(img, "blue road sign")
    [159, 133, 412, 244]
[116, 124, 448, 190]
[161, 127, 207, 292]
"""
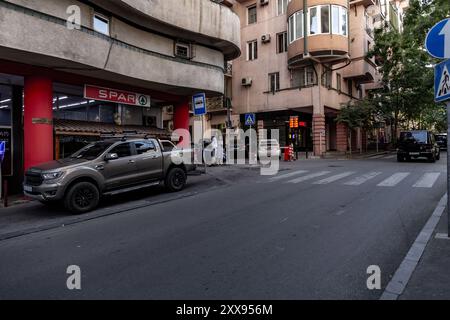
[426, 18, 450, 59]
[192, 93, 207, 116]
[245, 113, 256, 126]
[435, 59, 450, 102]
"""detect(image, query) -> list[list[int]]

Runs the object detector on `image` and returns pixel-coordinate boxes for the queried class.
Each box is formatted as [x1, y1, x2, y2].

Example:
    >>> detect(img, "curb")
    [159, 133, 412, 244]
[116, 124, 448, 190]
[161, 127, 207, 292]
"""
[380, 193, 448, 300]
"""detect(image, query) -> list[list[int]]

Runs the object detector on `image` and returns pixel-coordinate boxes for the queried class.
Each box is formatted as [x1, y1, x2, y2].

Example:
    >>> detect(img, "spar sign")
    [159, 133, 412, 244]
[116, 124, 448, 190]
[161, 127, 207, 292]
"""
[84, 85, 151, 107]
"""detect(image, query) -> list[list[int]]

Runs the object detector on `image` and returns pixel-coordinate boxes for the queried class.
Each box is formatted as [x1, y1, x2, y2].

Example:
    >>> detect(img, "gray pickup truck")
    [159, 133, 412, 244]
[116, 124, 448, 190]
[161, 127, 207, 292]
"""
[23, 137, 195, 214]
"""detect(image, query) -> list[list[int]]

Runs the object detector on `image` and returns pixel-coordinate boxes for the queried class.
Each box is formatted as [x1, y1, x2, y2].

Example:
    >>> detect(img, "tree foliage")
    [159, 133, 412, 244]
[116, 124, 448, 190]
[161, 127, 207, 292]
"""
[366, 0, 450, 139]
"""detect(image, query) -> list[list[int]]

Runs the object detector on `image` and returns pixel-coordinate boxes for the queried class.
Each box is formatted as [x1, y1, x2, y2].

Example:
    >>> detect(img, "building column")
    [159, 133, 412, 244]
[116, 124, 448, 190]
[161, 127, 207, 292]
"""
[336, 123, 348, 152]
[312, 114, 326, 156]
[173, 100, 190, 147]
[24, 76, 53, 171]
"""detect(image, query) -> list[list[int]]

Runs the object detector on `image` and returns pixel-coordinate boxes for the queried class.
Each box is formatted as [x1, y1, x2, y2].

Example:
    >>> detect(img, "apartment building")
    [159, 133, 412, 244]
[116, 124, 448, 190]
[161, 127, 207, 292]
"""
[230, 0, 407, 156]
[0, 0, 240, 193]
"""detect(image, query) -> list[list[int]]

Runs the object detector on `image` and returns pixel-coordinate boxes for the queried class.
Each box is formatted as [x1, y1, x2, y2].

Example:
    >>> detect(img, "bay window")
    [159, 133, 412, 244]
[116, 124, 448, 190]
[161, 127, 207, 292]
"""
[308, 5, 348, 36]
[288, 10, 303, 43]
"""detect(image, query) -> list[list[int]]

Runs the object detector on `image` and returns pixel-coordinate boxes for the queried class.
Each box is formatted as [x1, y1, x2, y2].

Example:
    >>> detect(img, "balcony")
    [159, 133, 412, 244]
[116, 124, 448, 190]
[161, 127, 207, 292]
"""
[342, 58, 377, 84]
[89, 0, 241, 60]
[349, 0, 377, 8]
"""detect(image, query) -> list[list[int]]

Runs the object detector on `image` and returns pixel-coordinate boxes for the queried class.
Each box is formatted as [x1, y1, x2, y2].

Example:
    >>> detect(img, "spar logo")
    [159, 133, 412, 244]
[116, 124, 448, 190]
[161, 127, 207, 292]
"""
[138, 95, 149, 106]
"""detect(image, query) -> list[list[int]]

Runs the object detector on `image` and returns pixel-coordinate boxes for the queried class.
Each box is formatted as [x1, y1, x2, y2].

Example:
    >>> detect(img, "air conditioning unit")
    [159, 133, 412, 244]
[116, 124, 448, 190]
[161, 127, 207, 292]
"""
[242, 77, 253, 86]
[260, 0, 269, 6]
[261, 34, 271, 43]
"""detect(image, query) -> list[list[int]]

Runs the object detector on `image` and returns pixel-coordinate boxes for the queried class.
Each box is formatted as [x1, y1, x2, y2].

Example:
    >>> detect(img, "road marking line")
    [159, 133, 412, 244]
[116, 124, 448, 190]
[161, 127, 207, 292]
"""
[268, 170, 308, 182]
[313, 172, 355, 185]
[377, 172, 410, 187]
[380, 193, 447, 300]
[286, 171, 331, 184]
[344, 172, 382, 186]
[413, 172, 441, 188]
[384, 155, 396, 159]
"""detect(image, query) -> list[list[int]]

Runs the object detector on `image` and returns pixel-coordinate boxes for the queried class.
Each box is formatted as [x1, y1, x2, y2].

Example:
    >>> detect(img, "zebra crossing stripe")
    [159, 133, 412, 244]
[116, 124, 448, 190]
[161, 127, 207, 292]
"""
[413, 172, 441, 188]
[313, 172, 356, 185]
[268, 170, 308, 182]
[344, 172, 382, 186]
[287, 171, 331, 184]
[377, 172, 410, 187]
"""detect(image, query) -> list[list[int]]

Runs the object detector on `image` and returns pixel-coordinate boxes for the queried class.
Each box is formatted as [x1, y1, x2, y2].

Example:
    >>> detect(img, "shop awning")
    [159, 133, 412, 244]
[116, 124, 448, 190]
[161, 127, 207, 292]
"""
[54, 119, 170, 138]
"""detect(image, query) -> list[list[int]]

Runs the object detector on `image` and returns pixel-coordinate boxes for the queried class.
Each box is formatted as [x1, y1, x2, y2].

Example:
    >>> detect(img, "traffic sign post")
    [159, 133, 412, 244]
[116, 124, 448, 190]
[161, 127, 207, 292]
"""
[192, 93, 207, 173]
[426, 18, 450, 237]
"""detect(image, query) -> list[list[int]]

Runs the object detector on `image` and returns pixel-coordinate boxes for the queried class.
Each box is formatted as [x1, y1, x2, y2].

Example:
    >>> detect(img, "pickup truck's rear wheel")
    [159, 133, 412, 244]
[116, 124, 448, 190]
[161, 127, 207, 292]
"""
[64, 182, 100, 214]
[165, 167, 186, 192]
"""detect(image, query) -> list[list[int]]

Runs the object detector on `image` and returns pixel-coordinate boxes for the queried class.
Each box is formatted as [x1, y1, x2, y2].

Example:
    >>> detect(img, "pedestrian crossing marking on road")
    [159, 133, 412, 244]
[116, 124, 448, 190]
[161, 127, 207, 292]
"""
[344, 172, 382, 186]
[287, 171, 331, 184]
[313, 172, 356, 185]
[269, 170, 309, 182]
[413, 172, 441, 188]
[377, 172, 410, 187]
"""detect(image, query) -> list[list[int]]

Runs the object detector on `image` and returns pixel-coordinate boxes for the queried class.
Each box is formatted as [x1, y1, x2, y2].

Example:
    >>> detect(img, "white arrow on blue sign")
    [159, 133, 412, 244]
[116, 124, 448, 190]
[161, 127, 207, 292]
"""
[426, 18, 450, 59]
[435, 59, 450, 102]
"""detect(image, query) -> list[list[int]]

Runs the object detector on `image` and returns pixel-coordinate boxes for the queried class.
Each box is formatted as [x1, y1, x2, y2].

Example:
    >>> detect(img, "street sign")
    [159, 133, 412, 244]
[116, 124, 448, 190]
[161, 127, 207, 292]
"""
[425, 18, 450, 59]
[84, 85, 151, 107]
[435, 59, 450, 102]
[245, 113, 256, 126]
[192, 93, 207, 116]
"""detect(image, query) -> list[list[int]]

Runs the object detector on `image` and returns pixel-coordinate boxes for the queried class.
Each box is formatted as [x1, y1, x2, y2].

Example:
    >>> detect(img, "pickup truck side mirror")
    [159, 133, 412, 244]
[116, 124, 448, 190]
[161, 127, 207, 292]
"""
[105, 153, 119, 161]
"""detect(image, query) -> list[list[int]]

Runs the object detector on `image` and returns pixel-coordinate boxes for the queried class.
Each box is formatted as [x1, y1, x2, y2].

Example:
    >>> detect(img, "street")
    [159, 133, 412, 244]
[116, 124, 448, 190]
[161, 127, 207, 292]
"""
[0, 153, 446, 299]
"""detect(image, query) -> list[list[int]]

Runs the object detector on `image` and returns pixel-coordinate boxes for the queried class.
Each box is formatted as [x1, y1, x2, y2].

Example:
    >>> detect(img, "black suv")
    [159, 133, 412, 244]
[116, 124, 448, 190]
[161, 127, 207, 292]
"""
[397, 130, 440, 162]
[436, 133, 447, 151]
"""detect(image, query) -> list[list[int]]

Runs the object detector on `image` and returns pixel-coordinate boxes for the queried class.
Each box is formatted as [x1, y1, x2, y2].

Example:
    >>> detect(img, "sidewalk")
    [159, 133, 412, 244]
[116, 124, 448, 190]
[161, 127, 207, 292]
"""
[400, 207, 450, 299]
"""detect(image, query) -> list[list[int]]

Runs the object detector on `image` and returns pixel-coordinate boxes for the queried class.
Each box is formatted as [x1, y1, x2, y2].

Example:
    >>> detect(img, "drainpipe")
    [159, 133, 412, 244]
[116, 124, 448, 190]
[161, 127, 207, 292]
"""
[347, 0, 351, 57]
[303, 0, 308, 57]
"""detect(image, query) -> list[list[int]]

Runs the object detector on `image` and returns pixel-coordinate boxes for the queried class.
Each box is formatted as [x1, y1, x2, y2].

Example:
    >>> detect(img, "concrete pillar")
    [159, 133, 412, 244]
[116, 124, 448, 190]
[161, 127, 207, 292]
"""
[173, 100, 190, 147]
[336, 123, 348, 152]
[24, 76, 53, 171]
[312, 114, 326, 156]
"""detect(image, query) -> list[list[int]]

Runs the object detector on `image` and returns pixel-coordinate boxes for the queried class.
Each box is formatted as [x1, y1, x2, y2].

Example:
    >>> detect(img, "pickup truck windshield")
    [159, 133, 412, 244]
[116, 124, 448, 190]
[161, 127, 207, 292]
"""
[400, 131, 428, 144]
[71, 141, 114, 160]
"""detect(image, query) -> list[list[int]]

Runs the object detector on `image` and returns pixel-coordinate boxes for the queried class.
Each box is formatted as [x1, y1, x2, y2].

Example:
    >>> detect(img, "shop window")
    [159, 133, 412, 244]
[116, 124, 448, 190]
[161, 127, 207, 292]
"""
[277, 32, 288, 53]
[0, 85, 12, 126]
[248, 5, 257, 25]
[93, 14, 110, 36]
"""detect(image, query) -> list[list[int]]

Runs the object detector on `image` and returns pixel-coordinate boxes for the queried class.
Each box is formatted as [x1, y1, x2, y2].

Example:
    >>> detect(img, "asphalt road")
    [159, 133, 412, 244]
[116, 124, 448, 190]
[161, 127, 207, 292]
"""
[0, 153, 446, 299]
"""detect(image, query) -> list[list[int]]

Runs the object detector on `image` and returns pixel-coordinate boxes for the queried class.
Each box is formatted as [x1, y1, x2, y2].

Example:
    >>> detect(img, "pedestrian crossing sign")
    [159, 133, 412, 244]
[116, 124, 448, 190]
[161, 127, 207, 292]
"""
[435, 59, 450, 102]
[245, 113, 256, 126]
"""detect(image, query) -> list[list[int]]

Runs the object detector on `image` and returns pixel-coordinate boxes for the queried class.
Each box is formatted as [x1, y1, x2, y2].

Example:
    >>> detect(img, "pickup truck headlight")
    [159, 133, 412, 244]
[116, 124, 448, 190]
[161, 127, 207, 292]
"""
[42, 172, 64, 181]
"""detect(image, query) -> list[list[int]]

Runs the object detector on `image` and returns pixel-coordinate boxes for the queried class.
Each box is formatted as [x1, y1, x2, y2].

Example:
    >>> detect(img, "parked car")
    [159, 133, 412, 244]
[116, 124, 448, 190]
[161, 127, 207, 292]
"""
[397, 130, 440, 162]
[160, 140, 197, 172]
[436, 133, 447, 151]
[24, 137, 193, 214]
[258, 139, 281, 160]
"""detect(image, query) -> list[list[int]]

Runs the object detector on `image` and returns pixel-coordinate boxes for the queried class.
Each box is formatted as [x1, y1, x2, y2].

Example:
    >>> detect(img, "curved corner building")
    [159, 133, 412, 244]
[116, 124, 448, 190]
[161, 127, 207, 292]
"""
[231, 0, 407, 156]
[0, 0, 241, 191]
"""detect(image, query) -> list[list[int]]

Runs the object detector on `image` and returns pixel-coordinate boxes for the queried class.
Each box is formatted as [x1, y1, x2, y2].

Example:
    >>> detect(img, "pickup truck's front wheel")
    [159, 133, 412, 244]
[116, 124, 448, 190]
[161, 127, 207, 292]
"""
[165, 167, 186, 192]
[64, 182, 100, 214]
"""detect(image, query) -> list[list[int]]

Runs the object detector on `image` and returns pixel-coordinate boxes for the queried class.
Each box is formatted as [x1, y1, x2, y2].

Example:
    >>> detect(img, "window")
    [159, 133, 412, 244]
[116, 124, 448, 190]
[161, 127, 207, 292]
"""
[321, 5, 330, 34]
[277, 32, 288, 53]
[110, 143, 133, 158]
[247, 40, 258, 61]
[322, 68, 332, 87]
[288, 10, 303, 43]
[134, 141, 156, 155]
[309, 7, 318, 35]
[248, 5, 257, 24]
[278, 0, 290, 15]
[348, 79, 353, 96]
[269, 73, 280, 92]
[291, 67, 316, 87]
[336, 73, 342, 92]
[175, 42, 191, 59]
[93, 14, 110, 36]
